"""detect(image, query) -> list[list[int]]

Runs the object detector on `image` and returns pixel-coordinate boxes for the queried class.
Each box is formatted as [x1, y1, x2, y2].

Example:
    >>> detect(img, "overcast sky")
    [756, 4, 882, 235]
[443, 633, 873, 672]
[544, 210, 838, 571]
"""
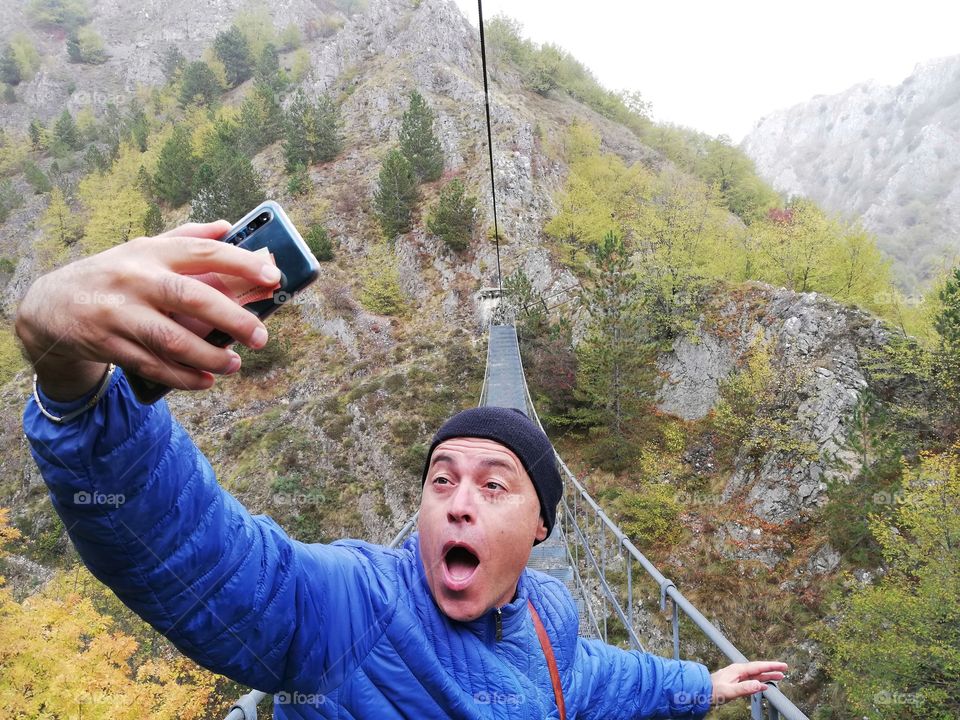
[451, 0, 960, 142]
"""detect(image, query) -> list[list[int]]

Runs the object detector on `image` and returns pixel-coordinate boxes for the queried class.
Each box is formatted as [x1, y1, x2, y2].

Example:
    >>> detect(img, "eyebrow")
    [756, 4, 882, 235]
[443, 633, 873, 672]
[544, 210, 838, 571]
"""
[429, 454, 519, 476]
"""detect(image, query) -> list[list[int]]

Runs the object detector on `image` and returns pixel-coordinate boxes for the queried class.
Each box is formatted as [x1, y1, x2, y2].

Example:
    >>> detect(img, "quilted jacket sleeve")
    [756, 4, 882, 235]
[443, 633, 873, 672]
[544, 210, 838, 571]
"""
[23, 368, 394, 694]
[573, 637, 712, 719]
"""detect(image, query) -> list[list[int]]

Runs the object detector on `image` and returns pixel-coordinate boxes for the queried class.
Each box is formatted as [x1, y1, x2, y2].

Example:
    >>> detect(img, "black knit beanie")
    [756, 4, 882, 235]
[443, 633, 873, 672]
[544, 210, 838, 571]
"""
[421, 406, 562, 542]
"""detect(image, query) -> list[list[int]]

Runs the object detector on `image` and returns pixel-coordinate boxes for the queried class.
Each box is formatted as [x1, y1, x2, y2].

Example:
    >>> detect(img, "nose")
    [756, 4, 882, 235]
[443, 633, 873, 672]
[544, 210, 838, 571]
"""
[446, 481, 477, 524]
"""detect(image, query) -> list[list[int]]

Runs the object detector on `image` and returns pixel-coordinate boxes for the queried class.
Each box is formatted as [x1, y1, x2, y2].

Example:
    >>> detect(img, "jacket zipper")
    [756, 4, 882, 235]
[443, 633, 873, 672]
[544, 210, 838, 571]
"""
[495, 607, 503, 642]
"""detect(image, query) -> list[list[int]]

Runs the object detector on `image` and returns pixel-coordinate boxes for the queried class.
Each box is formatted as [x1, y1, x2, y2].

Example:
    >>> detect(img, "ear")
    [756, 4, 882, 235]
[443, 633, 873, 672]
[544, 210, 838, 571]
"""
[534, 515, 548, 543]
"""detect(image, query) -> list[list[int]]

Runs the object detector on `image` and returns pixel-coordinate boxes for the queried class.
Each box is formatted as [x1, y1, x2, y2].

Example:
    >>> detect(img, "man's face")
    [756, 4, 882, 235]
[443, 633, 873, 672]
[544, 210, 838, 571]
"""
[418, 437, 548, 622]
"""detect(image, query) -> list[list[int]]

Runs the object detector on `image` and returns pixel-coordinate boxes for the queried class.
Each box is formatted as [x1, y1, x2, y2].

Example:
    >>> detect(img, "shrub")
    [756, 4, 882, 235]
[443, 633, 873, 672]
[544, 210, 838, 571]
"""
[612, 484, 682, 548]
[304, 225, 334, 261]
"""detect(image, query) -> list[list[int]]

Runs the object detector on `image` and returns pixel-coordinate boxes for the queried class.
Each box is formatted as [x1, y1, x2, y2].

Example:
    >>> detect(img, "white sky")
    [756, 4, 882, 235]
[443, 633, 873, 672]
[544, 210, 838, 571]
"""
[452, 0, 960, 142]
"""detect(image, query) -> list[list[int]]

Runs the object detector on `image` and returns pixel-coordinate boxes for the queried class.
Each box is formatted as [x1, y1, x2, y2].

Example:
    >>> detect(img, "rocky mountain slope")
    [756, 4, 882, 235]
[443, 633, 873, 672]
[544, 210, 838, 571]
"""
[0, 0, 944, 715]
[742, 55, 960, 291]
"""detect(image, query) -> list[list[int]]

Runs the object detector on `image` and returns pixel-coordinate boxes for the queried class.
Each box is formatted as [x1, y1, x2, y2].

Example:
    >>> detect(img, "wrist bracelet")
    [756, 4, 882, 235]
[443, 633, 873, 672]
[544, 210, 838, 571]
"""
[33, 363, 116, 424]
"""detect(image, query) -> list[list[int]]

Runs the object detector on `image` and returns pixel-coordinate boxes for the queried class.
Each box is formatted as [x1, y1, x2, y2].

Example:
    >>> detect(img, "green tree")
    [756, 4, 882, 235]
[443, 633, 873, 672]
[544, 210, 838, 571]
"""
[28, 118, 47, 151]
[23, 160, 51, 193]
[0, 44, 21, 86]
[399, 90, 443, 182]
[213, 25, 254, 87]
[304, 225, 334, 261]
[178, 61, 222, 107]
[823, 448, 960, 718]
[52, 109, 81, 154]
[286, 163, 310, 196]
[282, 90, 342, 170]
[143, 202, 164, 235]
[373, 148, 418, 238]
[161, 46, 185, 80]
[154, 125, 196, 207]
[426, 178, 477, 251]
[574, 231, 652, 470]
[695, 136, 779, 222]
[282, 90, 312, 170]
[66, 26, 107, 64]
[310, 93, 342, 163]
[28, 0, 89, 29]
[190, 120, 264, 222]
[935, 267, 960, 346]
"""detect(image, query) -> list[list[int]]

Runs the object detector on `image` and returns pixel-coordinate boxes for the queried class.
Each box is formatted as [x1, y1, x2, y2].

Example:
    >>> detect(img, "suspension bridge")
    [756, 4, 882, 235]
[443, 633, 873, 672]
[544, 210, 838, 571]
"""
[224, 323, 807, 720]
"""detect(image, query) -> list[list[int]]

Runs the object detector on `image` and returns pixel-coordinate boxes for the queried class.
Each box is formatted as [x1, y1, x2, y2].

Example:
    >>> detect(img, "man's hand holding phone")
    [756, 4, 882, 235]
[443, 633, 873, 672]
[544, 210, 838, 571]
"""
[15, 220, 280, 403]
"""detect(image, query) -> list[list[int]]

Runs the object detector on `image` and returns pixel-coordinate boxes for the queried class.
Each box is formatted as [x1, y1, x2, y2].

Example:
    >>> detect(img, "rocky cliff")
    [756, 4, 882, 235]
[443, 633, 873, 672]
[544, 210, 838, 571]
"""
[742, 55, 960, 291]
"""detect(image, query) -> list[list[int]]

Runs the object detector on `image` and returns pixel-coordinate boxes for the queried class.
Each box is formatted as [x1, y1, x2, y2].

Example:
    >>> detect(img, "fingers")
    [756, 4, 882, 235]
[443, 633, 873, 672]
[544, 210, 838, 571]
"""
[735, 661, 788, 680]
[149, 272, 267, 348]
[146, 236, 282, 287]
[157, 220, 232, 239]
[105, 334, 217, 392]
[130, 312, 242, 376]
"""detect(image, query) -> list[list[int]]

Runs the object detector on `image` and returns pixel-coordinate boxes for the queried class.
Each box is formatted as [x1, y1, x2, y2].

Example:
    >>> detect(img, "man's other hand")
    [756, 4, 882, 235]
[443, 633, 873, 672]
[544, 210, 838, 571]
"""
[15, 221, 282, 401]
[710, 661, 788, 705]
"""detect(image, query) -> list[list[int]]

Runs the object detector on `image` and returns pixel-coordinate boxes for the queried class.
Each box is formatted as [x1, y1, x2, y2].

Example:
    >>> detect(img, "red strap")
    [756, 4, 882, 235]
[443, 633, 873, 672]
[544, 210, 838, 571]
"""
[528, 600, 567, 720]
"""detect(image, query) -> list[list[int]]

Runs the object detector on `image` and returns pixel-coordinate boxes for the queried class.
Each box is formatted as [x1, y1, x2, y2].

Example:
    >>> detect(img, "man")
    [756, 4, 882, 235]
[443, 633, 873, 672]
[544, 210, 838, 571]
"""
[16, 221, 786, 718]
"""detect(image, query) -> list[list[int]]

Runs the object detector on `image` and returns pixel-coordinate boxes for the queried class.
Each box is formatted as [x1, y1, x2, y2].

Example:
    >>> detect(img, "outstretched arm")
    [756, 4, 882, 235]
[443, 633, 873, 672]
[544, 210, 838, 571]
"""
[572, 639, 788, 719]
[572, 638, 712, 719]
[17, 223, 392, 693]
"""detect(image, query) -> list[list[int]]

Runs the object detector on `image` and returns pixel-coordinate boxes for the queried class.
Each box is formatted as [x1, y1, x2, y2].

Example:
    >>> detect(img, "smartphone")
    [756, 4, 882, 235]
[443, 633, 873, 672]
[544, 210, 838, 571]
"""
[126, 201, 320, 404]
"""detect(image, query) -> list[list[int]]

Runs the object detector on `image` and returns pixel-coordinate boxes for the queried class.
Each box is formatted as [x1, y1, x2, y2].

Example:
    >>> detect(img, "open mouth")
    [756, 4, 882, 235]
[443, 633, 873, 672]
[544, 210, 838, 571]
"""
[442, 542, 480, 590]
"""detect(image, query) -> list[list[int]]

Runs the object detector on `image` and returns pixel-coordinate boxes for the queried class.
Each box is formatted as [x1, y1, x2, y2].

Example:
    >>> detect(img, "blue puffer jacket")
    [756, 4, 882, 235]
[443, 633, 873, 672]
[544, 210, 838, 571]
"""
[25, 368, 713, 719]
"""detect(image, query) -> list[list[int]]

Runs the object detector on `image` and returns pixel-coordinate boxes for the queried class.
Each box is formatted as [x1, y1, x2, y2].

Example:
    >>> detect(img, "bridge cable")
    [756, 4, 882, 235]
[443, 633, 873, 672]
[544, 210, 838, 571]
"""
[476, 0, 502, 293]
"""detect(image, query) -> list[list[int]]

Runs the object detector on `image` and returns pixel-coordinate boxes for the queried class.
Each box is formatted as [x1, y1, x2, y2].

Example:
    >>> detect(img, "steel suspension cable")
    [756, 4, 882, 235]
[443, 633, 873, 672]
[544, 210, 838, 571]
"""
[477, 0, 502, 292]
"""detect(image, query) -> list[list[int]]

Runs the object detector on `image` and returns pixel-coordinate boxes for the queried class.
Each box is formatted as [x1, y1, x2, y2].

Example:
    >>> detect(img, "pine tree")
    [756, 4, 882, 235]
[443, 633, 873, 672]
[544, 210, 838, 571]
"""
[426, 178, 476, 251]
[574, 231, 652, 470]
[178, 61, 222, 107]
[374, 148, 418, 238]
[213, 25, 254, 87]
[52, 109, 81, 153]
[282, 90, 312, 171]
[190, 120, 264, 222]
[282, 90, 341, 171]
[160, 46, 185, 80]
[28, 118, 46, 151]
[143, 202, 164, 235]
[0, 44, 21, 86]
[154, 125, 196, 207]
[399, 90, 443, 182]
[311, 93, 342, 163]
